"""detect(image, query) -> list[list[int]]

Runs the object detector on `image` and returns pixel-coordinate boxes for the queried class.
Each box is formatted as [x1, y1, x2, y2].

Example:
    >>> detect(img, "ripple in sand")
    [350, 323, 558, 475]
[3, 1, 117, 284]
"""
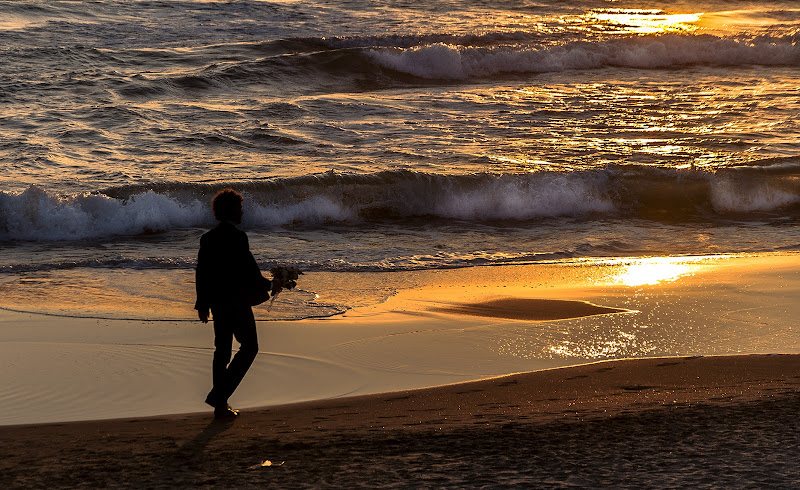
[0, 342, 361, 425]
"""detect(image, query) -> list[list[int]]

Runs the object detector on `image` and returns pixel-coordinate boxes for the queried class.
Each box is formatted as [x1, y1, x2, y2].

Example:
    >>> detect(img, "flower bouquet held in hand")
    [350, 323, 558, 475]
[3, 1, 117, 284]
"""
[267, 266, 302, 311]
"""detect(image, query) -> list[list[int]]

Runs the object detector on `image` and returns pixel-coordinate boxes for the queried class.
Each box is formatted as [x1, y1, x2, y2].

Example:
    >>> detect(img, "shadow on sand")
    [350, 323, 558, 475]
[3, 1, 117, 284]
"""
[151, 417, 237, 486]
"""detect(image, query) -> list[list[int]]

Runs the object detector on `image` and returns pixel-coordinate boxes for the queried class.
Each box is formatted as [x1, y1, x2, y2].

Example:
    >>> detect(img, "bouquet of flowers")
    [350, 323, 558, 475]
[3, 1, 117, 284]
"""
[267, 266, 302, 311]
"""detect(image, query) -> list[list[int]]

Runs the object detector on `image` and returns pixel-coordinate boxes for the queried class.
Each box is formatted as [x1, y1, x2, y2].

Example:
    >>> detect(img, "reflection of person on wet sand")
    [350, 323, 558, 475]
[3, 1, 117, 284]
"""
[194, 189, 282, 419]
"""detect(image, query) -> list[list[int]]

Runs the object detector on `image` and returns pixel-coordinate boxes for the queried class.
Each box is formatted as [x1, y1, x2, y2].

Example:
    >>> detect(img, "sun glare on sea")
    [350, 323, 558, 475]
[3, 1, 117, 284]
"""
[611, 257, 705, 286]
[589, 9, 703, 34]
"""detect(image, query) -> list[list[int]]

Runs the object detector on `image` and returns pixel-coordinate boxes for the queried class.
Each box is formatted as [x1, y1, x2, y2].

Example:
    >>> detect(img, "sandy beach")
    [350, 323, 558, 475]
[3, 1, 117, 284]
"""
[2, 354, 800, 487]
[2, 253, 799, 426]
[1, 253, 800, 487]
[4, 0, 799, 486]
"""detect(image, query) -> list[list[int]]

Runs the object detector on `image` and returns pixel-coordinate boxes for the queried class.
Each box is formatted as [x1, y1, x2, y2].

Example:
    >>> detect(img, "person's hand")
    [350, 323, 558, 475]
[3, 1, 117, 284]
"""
[271, 279, 284, 295]
[198, 309, 209, 323]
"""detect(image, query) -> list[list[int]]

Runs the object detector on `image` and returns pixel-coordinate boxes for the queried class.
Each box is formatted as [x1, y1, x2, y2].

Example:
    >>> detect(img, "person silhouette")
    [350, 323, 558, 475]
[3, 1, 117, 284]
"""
[194, 189, 282, 419]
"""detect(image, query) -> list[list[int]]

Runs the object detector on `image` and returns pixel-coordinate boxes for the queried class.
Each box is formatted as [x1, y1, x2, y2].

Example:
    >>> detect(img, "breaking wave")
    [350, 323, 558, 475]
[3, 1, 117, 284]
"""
[1, 162, 798, 242]
[366, 34, 800, 80]
[108, 32, 800, 97]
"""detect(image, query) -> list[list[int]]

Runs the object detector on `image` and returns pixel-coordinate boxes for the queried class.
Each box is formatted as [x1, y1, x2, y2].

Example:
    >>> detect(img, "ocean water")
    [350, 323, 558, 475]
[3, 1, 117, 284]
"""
[1, 0, 799, 320]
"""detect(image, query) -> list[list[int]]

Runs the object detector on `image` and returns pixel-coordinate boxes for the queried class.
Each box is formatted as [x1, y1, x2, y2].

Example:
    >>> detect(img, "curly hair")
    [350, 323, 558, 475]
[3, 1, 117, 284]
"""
[211, 188, 244, 222]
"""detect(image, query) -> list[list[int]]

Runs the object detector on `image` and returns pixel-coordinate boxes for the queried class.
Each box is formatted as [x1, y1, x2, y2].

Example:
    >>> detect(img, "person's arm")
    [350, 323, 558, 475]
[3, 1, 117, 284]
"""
[240, 231, 284, 296]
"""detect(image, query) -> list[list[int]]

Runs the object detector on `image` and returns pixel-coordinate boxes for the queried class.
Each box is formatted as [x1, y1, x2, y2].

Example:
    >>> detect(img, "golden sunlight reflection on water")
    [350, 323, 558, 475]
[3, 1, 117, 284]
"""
[492, 254, 794, 362]
[609, 256, 708, 286]
[586, 9, 703, 34]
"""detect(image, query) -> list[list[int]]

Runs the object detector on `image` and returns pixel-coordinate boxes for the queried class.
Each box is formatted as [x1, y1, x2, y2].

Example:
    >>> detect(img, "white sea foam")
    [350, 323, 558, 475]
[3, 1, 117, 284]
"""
[1, 166, 797, 242]
[368, 35, 800, 79]
[710, 177, 800, 213]
[0, 186, 209, 241]
[433, 173, 616, 220]
[244, 196, 357, 226]
[0, 185, 361, 241]
[368, 43, 467, 79]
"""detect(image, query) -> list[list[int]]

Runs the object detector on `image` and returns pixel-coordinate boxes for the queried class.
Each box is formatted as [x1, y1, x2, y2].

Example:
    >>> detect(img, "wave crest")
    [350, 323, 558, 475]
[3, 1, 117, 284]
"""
[367, 34, 800, 79]
[113, 32, 800, 96]
[0, 186, 208, 241]
[1, 163, 798, 242]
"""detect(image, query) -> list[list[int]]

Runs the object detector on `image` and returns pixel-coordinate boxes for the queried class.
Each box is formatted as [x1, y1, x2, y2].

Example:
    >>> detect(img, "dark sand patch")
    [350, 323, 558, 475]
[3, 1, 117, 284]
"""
[431, 298, 628, 321]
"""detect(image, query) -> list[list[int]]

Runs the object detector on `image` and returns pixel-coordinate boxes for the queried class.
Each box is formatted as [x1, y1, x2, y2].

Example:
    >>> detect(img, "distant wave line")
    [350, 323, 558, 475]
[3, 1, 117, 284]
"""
[54, 32, 800, 97]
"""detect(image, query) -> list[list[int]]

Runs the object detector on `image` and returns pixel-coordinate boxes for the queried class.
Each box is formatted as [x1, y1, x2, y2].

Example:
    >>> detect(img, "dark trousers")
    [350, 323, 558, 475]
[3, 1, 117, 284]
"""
[205, 303, 259, 407]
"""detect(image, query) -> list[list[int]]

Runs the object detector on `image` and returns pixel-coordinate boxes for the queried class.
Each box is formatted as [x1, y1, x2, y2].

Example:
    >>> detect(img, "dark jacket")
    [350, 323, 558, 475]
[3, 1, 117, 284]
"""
[194, 221, 268, 312]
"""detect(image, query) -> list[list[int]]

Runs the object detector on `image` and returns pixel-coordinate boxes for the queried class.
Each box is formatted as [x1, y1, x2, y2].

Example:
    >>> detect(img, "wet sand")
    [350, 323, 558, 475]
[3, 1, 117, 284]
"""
[431, 297, 628, 320]
[2, 354, 800, 487]
[2, 253, 800, 486]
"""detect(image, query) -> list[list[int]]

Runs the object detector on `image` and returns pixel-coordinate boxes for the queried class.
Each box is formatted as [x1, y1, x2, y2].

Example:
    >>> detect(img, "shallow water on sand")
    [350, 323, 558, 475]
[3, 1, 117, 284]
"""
[2, 255, 799, 425]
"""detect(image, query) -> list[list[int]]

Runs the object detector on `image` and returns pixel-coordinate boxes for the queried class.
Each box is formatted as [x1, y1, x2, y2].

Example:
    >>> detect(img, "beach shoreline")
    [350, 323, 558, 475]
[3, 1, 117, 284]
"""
[1, 252, 799, 428]
[1, 252, 800, 486]
[3, 353, 800, 487]
[4, 0, 800, 485]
